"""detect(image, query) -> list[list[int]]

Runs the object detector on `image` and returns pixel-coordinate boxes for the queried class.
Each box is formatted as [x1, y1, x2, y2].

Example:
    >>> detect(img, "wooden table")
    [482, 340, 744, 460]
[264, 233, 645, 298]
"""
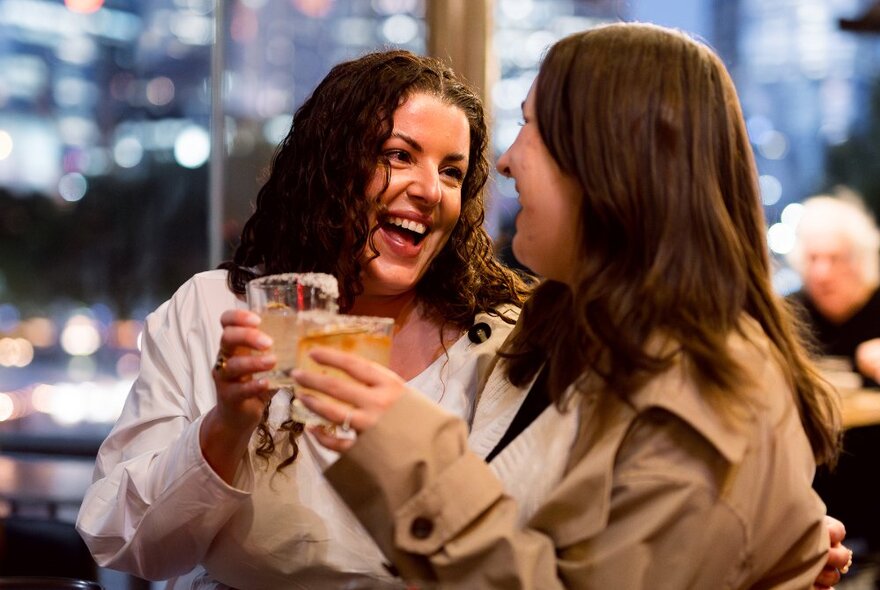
[840, 389, 880, 429]
[0, 454, 95, 519]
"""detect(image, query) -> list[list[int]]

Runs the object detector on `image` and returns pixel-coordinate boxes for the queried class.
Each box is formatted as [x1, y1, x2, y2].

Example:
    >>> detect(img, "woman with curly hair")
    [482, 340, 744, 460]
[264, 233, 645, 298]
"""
[295, 24, 849, 589]
[76, 50, 529, 588]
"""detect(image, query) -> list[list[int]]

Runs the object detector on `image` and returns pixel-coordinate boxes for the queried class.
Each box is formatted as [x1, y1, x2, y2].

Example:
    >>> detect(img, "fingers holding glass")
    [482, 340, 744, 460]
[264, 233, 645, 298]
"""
[246, 273, 339, 390]
[289, 314, 394, 427]
[214, 349, 277, 384]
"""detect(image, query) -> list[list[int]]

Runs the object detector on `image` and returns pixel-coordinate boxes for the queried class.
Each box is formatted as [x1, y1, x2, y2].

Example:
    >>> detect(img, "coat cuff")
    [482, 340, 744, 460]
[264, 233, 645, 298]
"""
[393, 451, 503, 554]
[326, 389, 504, 555]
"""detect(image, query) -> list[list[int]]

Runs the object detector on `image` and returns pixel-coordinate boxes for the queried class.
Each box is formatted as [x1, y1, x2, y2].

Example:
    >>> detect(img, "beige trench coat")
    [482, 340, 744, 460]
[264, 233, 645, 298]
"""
[325, 317, 829, 589]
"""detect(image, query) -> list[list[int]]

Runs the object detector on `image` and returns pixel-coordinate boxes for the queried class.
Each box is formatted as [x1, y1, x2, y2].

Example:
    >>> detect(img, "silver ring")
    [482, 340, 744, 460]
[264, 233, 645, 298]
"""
[341, 408, 353, 433]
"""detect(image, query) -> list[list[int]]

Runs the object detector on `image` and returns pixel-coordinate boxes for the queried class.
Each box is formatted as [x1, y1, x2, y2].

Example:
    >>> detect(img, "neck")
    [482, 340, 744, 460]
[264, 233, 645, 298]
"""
[349, 290, 419, 322]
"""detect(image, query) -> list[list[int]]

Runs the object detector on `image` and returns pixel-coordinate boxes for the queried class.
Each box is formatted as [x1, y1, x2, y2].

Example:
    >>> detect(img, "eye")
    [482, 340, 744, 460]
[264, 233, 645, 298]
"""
[385, 149, 412, 164]
[442, 166, 465, 183]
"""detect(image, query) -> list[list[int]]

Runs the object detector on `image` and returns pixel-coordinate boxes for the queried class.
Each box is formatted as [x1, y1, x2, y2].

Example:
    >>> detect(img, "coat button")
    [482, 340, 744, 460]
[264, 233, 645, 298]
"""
[468, 322, 491, 344]
[410, 516, 434, 539]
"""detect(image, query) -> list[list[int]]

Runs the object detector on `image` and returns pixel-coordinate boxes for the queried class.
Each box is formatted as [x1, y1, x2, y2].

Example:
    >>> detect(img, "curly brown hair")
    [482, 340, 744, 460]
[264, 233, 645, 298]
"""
[219, 50, 531, 468]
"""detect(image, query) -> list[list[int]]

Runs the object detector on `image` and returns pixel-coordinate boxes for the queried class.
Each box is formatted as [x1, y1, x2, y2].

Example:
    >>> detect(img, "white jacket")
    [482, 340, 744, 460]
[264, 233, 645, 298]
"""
[76, 270, 520, 589]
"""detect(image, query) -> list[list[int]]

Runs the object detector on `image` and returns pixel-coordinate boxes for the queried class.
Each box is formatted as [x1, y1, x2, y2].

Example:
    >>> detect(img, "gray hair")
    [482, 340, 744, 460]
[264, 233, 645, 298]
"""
[787, 190, 880, 286]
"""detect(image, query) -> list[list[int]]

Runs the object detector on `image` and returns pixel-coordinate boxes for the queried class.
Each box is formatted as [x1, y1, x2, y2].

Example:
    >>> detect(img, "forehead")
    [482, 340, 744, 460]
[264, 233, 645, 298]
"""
[391, 93, 470, 148]
[394, 92, 464, 122]
[801, 230, 852, 257]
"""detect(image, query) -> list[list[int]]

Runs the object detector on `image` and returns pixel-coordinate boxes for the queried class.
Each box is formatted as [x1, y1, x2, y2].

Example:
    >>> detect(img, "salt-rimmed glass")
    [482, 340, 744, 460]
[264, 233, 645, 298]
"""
[246, 273, 339, 389]
[292, 313, 395, 427]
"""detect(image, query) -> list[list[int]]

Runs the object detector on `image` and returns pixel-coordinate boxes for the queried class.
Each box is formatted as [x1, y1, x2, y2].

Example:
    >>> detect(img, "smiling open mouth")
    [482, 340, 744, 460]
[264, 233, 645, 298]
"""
[381, 215, 429, 246]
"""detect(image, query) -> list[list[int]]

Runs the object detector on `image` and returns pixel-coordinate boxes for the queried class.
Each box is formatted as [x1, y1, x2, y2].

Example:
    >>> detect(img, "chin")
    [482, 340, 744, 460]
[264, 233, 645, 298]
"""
[363, 268, 423, 296]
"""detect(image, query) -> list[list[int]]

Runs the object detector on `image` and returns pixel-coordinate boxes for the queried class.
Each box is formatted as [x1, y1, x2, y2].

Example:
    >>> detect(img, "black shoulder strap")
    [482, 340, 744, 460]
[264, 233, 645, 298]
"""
[486, 366, 551, 463]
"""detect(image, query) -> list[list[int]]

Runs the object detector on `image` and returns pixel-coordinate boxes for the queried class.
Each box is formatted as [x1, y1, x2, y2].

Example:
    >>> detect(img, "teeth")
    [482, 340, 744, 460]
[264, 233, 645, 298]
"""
[387, 216, 427, 235]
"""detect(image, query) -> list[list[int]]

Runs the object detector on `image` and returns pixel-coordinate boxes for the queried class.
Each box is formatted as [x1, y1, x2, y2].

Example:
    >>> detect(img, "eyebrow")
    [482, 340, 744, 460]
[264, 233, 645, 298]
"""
[392, 131, 467, 164]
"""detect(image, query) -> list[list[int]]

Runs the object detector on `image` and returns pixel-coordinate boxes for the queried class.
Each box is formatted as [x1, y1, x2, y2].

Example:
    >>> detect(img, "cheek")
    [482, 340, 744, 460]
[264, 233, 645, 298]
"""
[365, 166, 388, 201]
[441, 192, 463, 230]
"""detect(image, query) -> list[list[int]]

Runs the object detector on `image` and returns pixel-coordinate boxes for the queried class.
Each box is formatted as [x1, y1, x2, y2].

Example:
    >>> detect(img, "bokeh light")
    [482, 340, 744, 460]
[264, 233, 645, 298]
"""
[0, 394, 14, 421]
[758, 175, 782, 206]
[58, 172, 88, 202]
[60, 314, 102, 356]
[781, 202, 805, 227]
[381, 14, 418, 44]
[767, 222, 796, 255]
[757, 130, 789, 160]
[109, 320, 143, 350]
[64, 0, 104, 14]
[146, 76, 175, 106]
[31, 384, 57, 413]
[0, 337, 34, 367]
[292, 0, 334, 18]
[31, 380, 130, 425]
[113, 136, 144, 168]
[0, 129, 12, 160]
[500, 0, 534, 20]
[262, 115, 291, 145]
[21, 317, 57, 348]
[173, 125, 210, 169]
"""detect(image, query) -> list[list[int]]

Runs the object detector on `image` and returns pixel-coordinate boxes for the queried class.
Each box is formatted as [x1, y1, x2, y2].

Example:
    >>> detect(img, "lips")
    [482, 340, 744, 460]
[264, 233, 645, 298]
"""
[377, 212, 433, 258]
[385, 215, 428, 242]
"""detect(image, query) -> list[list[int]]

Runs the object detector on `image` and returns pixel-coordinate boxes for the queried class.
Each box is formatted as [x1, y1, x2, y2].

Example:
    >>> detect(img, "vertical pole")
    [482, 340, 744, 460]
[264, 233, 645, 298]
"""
[427, 0, 498, 232]
[426, 0, 494, 107]
[208, 0, 226, 268]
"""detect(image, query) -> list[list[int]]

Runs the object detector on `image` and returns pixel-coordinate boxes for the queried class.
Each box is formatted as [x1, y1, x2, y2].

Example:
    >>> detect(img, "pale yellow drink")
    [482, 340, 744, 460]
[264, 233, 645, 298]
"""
[245, 273, 339, 389]
[255, 305, 299, 388]
[291, 315, 394, 426]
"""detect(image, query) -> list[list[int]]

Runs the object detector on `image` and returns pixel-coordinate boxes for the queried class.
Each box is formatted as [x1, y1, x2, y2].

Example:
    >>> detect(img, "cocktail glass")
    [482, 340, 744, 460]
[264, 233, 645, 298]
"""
[246, 273, 339, 389]
[291, 313, 395, 427]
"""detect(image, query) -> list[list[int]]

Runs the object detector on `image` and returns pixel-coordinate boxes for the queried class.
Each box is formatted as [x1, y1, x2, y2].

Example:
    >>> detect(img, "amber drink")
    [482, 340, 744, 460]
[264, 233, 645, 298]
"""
[291, 314, 394, 426]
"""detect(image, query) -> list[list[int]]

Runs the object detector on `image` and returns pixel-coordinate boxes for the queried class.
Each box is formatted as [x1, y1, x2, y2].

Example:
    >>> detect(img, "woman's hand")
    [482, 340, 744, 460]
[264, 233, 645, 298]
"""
[200, 309, 276, 483]
[210, 309, 277, 431]
[292, 346, 409, 452]
[814, 515, 853, 589]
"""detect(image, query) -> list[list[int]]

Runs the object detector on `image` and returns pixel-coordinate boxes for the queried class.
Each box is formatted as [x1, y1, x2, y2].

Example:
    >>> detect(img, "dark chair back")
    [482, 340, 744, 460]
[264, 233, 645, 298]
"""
[0, 578, 102, 589]
[0, 517, 97, 581]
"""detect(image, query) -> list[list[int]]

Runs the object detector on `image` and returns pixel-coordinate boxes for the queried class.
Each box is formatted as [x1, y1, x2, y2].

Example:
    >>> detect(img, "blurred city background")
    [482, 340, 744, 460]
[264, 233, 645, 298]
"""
[2, 0, 880, 584]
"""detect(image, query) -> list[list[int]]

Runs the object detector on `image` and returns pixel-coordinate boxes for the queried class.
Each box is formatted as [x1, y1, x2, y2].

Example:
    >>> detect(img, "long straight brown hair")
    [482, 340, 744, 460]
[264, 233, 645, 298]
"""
[501, 23, 840, 465]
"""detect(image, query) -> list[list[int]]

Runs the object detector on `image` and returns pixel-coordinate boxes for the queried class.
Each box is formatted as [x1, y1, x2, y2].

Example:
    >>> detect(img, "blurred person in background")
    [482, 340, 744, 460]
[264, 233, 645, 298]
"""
[788, 192, 880, 387]
[789, 192, 880, 563]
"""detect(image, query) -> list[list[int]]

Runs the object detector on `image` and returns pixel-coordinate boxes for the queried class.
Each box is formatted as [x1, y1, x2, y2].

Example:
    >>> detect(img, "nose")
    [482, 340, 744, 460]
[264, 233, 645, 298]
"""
[497, 149, 511, 178]
[408, 166, 442, 207]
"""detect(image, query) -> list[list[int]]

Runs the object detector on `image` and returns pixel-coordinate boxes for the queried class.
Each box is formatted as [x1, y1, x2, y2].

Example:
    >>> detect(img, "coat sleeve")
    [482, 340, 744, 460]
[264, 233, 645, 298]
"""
[75, 279, 252, 581]
[325, 390, 564, 589]
[325, 392, 828, 589]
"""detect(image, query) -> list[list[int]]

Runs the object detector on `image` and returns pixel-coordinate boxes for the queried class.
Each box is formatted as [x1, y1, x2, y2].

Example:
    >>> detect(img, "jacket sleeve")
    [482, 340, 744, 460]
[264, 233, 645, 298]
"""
[324, 390, 565, 589]
[325, 392, 828, 589]
[75, 280, 252, 581]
